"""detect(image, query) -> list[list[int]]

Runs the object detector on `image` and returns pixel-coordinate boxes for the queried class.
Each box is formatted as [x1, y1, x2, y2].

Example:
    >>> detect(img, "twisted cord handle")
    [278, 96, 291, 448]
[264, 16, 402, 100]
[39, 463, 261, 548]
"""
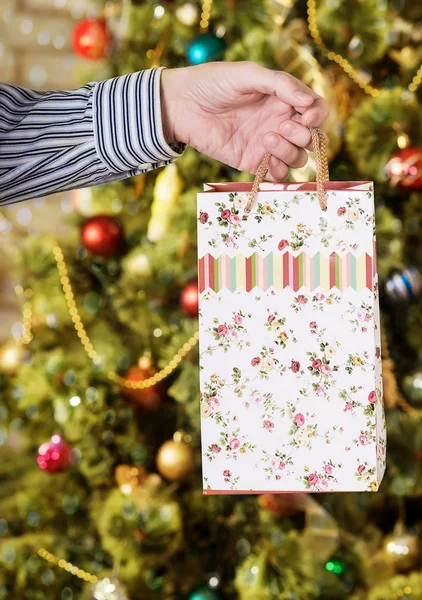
[244, 126, 329, 215]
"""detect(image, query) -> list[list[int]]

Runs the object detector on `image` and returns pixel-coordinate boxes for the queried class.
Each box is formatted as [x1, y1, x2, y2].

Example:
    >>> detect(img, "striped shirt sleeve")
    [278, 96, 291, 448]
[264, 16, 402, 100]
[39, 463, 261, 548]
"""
[0, 67, 183, 206]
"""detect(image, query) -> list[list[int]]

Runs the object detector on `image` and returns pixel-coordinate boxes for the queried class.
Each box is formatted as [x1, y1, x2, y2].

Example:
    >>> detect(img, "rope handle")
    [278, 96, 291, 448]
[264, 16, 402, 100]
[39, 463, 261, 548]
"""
[244, 126, 329, 215]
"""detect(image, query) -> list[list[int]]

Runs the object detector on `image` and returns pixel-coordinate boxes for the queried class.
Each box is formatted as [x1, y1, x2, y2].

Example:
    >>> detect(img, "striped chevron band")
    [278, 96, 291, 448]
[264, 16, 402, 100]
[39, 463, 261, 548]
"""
[198, 252, 374, 293]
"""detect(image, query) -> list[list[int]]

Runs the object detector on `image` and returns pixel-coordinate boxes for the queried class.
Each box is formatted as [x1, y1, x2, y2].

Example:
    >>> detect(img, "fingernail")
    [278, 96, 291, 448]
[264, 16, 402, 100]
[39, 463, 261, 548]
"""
[281, 122, 295, 136]
[307, 114, 318, 126]
[295, 91, 312, 102]
[266, 133, 278, 148]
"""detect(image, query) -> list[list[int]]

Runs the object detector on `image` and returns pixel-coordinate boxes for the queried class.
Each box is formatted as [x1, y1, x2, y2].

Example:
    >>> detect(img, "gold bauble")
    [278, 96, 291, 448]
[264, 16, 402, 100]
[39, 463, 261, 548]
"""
[115, 464, 147, 495]
[383, 522, 420, 572]
[0, 341, 24, 375]
[156, 439, 194, 481]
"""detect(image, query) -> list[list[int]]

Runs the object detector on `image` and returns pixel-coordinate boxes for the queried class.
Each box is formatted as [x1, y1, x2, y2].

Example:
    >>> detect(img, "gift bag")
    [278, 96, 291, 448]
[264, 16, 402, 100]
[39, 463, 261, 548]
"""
[197, 127, 385, 494]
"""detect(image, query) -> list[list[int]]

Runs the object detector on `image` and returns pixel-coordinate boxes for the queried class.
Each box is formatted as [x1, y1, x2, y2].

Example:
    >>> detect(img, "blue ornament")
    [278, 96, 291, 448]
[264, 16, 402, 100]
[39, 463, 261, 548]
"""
[385, 266, 422, 304]
[187, 585, 224, 600]
[187, 33, 226, 65]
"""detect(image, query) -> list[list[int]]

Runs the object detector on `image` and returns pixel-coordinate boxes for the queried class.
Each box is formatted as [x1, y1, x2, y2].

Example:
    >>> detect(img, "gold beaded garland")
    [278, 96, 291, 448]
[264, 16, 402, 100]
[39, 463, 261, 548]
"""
[200, 0, 213, 31]
[307, 0, 421, 97]
[38, 548, 98, 584]
[51, 243, 199, 389]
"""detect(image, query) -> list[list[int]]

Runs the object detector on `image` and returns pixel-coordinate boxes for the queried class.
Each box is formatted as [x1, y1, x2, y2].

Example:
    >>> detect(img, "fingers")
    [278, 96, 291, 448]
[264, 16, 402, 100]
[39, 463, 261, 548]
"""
[266, 157, 289, 182]
[288, 117, 329, 150]
[244, 63, 329, 126]
[263, 132, 308, 169]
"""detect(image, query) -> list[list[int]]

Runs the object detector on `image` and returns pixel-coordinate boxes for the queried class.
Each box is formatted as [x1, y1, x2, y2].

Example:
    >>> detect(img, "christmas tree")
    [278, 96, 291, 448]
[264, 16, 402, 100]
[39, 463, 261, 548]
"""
[1, 1, 422, 599]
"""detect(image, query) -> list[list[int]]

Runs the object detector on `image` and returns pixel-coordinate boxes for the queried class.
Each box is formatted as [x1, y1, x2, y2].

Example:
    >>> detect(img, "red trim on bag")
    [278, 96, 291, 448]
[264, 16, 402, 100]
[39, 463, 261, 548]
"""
[366, 254, 373, 290]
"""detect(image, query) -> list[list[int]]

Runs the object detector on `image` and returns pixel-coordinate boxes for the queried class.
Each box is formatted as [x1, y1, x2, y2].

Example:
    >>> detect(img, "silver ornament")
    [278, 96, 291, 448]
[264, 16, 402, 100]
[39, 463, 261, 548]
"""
[92, 578, 129, 600]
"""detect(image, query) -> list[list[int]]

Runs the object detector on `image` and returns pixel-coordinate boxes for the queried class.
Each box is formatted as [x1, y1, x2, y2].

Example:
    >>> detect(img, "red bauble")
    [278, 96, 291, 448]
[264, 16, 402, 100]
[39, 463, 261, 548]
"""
[122, 365, 164, 412]
[180, 282, 199, 318]
[72, 18, 110, 60]
[81, 216, 123, 257]
[37, 435, 73, 473]
[258, 493, 303, 516]
[385, 147, 422, 190]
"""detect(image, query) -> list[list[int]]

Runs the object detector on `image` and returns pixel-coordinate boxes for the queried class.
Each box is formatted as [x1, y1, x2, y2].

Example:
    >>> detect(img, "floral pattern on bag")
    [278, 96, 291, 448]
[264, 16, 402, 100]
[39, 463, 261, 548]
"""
[202, 310, 251, 356]
[260, 450, 294, 481]
[300, 460, 339, 491]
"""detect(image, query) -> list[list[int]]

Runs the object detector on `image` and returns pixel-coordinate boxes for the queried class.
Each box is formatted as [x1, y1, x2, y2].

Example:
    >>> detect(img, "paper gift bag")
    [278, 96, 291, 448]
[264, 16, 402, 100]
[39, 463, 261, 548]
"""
[197, 127, 385, 494]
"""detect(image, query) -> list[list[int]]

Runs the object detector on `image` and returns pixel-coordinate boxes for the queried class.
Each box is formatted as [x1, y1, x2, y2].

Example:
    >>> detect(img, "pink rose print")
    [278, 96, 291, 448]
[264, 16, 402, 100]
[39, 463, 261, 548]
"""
[208, 397, 220, 410]
[199, 211, 209, 224]
[345, 402, 353, 411]
[357, 311, 364, 320]
[364, 313, 371, 322]
[309, 321, 317, 329]
[308, 473, 319, 485]
[368, 391, 376, 404]
[290, 360, 301, 373]
[359, 435, 369, 445]
[223, 470, 231, 480]
[357, 465, 365, 474]
[312, 358, 322, 371]
[294, 413, 305, 427]
[234, 314, 243, 325]
[211, 444, 221, 454]
[229, 438, 240, 450]
[267, 314, 275, 324]
[229, 329, 238, 341]
[315, 293, 325, 301]
[324, 464, 333, 474]
[226, 236, 235, 247]
[220, 209, 231, 221]
[320, 364, 332, 375]
[229, 213, 241, 225]
[263, 420, 275, 431]
[362, 327, 367, 332]
[253, 393, 263, 404]
[278, 239, 289, 251]
[251, 357, 261, 366]
[319, 479, 329, 490]
[316, 386, 325, 396]
[337, 207, 347, 216]
[375, 346, 381, 359]
[271, 458, 286, 470]
[297, 295, 308, 304]
[217, 324, 228, 337]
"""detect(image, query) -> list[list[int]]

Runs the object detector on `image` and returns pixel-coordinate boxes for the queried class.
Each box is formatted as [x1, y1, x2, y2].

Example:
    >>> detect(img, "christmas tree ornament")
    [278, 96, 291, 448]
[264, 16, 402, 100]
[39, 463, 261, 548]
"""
[385, 266, 422, 304]
[156, 437, 194, 481]
[147, 164, 183, 242]
[186, 585, 224, 600]
[180, 281, 199, 318]
[385, 147, 422, 190]
[72, 18, 110, 60]
[115, 464, 147, 495]
[121, 364, 164, 412]
[258, 493, 300, 517]
[187, 33, 226, 65]
[402, 368, 422, 407]
[383, 522, 420, 571]
[0, 340, 25, 375]
[176, 3, 199, 26]
[37, 435, 73, 473]
[325, 557, 347, 577]
[90, 577, 129, 600]
[81, 216, 124, 257]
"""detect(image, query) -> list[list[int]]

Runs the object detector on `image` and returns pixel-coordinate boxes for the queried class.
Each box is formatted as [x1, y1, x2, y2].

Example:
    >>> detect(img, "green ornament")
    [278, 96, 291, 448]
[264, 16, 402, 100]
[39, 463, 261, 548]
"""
[187, 586, 224, 600]
[325, 557, 347, 577]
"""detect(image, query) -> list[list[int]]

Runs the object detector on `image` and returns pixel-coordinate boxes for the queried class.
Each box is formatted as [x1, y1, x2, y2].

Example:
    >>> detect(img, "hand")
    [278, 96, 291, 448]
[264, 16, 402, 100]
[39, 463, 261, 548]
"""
[160, 61, 330, 181]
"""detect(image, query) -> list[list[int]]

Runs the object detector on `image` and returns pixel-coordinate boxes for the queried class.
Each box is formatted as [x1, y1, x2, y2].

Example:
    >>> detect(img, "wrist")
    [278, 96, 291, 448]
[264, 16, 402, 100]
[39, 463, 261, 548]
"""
[160, 68, 187, 146]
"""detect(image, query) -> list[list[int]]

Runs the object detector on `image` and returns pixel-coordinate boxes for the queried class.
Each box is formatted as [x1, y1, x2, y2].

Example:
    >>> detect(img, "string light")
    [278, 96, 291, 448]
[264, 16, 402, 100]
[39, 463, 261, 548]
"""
[51, 243, 199, 389]
[200, 0, 213, 31]
[306, 0, 421, 97]
[38, 549, 98, 584]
